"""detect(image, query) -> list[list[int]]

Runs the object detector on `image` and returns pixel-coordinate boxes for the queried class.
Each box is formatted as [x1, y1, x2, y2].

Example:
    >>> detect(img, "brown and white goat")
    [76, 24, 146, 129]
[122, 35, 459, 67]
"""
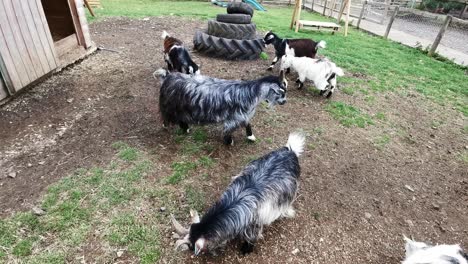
[161, 31, 199, 75]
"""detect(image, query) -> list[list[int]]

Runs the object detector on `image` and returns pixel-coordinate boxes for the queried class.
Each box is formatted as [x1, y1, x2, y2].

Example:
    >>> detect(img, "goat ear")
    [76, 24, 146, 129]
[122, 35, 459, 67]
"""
[279, 70, 285, 81]
[194, 238, 206, 256]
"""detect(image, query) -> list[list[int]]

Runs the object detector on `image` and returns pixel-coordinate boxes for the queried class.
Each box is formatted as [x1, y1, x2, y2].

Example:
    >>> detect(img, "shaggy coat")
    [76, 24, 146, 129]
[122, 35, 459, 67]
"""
[263, 31, 325, 71]
[172, 133, 305, 256]
[155, 70, 287, 145]
[162, 31, 199, 75]
[403, 237, 468, 264]
[281, 55, 344, 98]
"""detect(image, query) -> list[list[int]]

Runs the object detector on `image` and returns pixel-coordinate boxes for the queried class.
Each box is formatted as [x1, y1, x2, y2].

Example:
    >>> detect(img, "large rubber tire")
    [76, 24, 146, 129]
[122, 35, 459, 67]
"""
[227, 2, 254, 17]
[207, 20, 256, 40]
[216, 14, 252, 24]
[193, 31, 264, 60]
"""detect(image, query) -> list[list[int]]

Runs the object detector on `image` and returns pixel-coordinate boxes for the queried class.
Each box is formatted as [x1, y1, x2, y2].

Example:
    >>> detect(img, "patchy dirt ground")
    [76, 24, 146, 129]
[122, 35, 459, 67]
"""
[0, 17, 467, 263]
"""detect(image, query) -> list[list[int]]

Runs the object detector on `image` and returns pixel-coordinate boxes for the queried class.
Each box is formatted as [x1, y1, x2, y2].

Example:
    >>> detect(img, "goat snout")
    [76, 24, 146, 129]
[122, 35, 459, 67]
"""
[278, 99, 286, 105]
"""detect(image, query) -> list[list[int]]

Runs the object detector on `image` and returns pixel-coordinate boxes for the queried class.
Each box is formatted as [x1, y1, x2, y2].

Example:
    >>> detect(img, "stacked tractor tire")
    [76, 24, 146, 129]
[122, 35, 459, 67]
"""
[193, 3, 264, 60]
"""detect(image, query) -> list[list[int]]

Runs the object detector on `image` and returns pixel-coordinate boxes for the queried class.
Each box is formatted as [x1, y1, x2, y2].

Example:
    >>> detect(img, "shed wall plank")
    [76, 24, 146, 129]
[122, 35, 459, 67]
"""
[21, 0, 52, 73]
[12, 0, 45, 77]
[0, 74, 8, 100]
[2, 0, 39, 83]
[0, 26, 23, 90]
[30, 0, 58, 68]
[0, 0, 32, 89]
[33, 0, 59, 65]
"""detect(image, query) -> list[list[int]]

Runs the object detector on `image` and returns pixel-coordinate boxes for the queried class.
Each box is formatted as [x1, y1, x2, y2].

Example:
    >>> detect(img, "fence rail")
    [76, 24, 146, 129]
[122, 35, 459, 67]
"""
[278, 0, 468, 64]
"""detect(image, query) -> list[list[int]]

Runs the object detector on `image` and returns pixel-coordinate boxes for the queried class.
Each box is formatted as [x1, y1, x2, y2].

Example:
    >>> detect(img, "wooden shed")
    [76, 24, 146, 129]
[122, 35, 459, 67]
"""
[0, 0, 94, 102]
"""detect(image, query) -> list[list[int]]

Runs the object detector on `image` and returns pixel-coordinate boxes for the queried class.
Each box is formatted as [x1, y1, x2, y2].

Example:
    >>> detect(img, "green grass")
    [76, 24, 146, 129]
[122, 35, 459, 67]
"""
[185, 186, 206, 212]
[373, 134, 391, 149]
[0, 143, 158, 263]
[107, 213, 160, 264]
[89, 0, 467, 116]
[166, 161, 197, 184]
[326, 101, 374, 128]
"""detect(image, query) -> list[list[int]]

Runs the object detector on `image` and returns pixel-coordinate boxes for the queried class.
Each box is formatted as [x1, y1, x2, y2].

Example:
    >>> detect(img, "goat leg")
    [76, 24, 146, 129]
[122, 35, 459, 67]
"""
[267, 56, 278, 71]
[297, 81, 304, 90]
[223, 122, 237, 146]
[179, 122, 190, 133]
[240, 241, 256, 255]
[245, 124, 256, 142]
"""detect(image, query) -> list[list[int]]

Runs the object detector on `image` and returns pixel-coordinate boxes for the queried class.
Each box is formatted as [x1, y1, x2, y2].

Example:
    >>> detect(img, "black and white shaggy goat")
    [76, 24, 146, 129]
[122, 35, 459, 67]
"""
[161, 31, 200, 75]
[263, 30, 326, 71]
[171, 133, 305, 256]
[280, 55, 344, 98]
[402, 236, 468, 264]
[155, 70, 288, 145]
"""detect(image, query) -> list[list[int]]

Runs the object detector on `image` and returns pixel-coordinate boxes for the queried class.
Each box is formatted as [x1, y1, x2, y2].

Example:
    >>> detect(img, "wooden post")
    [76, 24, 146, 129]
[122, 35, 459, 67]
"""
[381, 0, 390, 24]
[384, 6, 399, 38]
[290, 0, 300, 29]
[323, 0, 328, 15]
[329, 0, 337, 17]
[311, 0, 315, 11]
[459, 4, 467, 18]
[429, 15, 452, 56]
[344, 0, 351, 36]
[357, 1, 367, 29]
[337, 0, 347, 22]
[294, 0, 303, 32]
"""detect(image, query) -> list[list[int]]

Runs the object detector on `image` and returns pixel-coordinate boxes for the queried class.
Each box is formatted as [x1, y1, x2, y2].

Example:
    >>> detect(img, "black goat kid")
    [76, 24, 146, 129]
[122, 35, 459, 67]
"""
[263, 30, 325, 72]
[155, 70, 288, 145]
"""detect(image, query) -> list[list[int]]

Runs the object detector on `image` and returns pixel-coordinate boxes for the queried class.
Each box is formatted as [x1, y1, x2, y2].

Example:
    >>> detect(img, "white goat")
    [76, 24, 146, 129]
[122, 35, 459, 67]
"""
[402, 236, 468, 264]
[280, 55, 344, 98]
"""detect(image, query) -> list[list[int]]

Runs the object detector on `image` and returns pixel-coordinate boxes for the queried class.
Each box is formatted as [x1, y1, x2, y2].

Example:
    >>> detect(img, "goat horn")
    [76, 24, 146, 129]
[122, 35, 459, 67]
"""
[170, 214, 189, 235]
[174, 238, 190, 251]
[190, 209, 200, 224]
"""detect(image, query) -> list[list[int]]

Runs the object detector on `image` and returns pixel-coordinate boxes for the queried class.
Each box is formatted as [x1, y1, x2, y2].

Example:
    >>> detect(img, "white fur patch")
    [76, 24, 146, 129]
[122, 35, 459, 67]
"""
[161, 30, 169, 39]
[247, 135, 256, 141]
[403, 237, 468, 264]
[266, 35, 274, 40]
[286, 132, 305, 157]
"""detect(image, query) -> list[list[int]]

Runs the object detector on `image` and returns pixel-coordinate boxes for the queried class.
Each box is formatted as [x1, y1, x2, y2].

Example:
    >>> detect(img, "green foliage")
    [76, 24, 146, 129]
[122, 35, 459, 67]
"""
[260, 52, 269, 60]
[326, 102, 374, 128]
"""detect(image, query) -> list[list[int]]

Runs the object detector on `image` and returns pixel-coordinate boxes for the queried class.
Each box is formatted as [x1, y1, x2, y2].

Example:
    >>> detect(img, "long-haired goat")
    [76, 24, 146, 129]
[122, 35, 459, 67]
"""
[263, 30, 326, 72]
[171, 133, 305, 256]
[161, 31, 200, 75]
[402, 236, 468, 264]
[280, 55, 344, 98]
[155, 70, 288, 145]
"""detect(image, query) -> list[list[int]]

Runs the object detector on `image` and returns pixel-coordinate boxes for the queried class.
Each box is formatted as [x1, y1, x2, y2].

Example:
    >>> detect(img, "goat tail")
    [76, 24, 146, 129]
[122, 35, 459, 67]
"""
[286, 132, 305, 157]
[161, 30, 169, 39]
[316, 40, 327, 49]
[153, 68, 168, 80]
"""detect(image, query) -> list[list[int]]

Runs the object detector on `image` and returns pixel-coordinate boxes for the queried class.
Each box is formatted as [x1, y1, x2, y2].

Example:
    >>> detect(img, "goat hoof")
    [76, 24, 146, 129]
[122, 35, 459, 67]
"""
[266, 67, 273, 71]
[247, 135, 256, 142]
[240, 242, 254, 255]
[224, 137, 234, 146]
[326, 91, 333, 98]
[319, 90, 326, 96]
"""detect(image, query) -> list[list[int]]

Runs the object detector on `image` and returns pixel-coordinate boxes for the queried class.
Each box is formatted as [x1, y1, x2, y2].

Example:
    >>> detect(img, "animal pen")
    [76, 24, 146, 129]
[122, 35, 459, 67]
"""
[0, 0, 94, 102]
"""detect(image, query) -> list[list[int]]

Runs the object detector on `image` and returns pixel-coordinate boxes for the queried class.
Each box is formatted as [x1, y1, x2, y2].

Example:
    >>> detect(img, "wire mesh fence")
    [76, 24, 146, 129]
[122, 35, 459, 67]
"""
[280, 0, 468, 63]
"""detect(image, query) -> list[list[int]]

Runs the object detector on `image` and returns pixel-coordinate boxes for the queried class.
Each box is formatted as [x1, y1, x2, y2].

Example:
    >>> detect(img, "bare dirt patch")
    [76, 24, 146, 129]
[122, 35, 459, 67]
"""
[1, 16, 467, 263]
